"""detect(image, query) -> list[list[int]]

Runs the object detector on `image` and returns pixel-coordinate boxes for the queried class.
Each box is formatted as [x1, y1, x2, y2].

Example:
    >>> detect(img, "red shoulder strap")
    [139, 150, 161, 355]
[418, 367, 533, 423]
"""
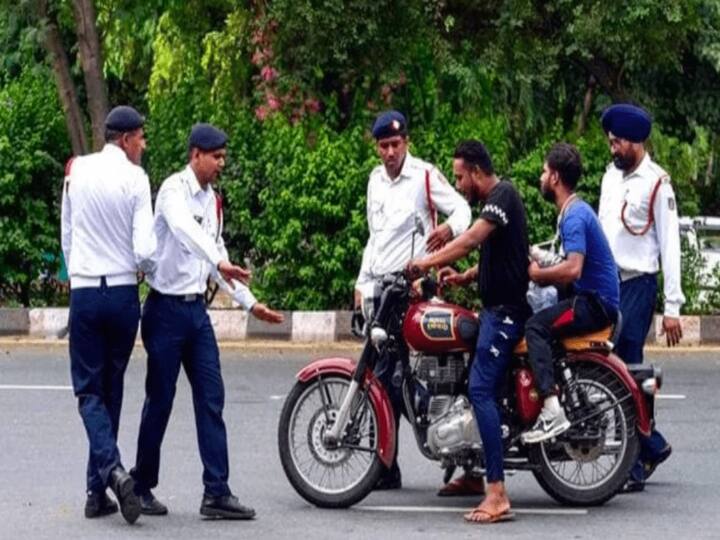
[621, 174, 668, 236]
[425, 170, 437, 230]
[215, 193, 223, 242]
[64, 157, 75, 176]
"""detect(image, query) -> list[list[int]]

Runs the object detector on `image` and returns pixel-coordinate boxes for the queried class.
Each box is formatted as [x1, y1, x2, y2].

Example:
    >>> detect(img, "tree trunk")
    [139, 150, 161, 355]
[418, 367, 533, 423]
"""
[577, 76, 596, 135]
[72, 0, 108, 151]
[37, 0, 88, 156]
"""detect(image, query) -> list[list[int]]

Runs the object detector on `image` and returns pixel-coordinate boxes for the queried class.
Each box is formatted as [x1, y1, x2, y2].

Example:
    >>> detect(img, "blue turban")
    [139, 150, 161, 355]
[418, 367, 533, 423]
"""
[105, 106, 144, 132]
[601, 104, 652, 143]
[371, 110, 407, 140]
[188, 123, 228, 151]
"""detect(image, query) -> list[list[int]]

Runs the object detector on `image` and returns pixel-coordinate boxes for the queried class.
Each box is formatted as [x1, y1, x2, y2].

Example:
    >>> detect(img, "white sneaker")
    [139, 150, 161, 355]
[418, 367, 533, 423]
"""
[521, 408, 571, 444]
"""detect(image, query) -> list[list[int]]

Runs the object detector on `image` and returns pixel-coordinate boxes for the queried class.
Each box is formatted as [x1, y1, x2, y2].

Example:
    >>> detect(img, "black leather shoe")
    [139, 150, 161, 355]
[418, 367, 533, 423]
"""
[619, 477, 645, 494]
[84, 490, 118, 518]
[644, 445, 672, 481]
[200, 494, 255, 520]
[139, 491, 168, 516]
[374, 465, 402, 491]
[109, 467, 141, 524]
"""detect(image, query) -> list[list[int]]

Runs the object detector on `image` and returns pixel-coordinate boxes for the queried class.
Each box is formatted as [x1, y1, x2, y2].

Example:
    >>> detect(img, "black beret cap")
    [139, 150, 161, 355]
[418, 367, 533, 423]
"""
[188, 123, 228, 151]
[371, 110, 407, 140]
[105, 105, 144, 132]
[601, 104, 652, 143]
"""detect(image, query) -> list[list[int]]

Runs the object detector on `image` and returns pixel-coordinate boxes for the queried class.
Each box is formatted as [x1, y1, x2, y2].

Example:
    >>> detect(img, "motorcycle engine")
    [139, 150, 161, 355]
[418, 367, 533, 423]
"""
[426, 395, 481, 457]
[414, 354, 481, 457]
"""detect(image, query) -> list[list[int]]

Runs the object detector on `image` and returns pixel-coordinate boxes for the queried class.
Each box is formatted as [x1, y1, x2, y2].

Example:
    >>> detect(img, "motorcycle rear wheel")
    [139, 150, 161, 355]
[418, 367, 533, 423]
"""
[530, 361, 639, 506]
[278, 375, 384, 508]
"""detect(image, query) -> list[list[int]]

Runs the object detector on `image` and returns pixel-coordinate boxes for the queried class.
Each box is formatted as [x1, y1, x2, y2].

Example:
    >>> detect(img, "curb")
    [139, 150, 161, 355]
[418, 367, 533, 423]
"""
[2, 308, 720, 344]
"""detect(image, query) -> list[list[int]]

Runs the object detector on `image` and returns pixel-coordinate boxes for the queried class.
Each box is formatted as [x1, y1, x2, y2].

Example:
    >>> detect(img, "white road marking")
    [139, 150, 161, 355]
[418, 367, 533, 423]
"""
[656, 394, 686, 400]
[356, 505, 588, 515]
[0, 384, 71, 391]
[269, 394, 286, 400]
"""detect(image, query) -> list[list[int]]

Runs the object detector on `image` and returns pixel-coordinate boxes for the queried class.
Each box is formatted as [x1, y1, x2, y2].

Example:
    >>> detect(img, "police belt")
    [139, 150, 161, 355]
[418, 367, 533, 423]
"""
[70, 272, 137, 289]
[149, 289, 204, 303]
[618, 269, 656, 282]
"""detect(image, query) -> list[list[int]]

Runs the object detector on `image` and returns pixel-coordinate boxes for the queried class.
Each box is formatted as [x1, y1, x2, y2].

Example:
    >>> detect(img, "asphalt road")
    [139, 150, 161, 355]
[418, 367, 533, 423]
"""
[1, 343, 718, 539]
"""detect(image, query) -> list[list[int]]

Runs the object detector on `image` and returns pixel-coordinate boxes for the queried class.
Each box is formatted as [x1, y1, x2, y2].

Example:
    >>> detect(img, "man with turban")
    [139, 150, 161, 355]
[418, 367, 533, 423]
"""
[598, 103, 682, 492]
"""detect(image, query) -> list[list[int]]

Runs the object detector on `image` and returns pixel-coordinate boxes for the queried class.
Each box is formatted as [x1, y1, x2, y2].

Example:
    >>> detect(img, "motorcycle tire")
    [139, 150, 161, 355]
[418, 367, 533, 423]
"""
[278, 375, 384, 508]
[529, 360, 640, 506]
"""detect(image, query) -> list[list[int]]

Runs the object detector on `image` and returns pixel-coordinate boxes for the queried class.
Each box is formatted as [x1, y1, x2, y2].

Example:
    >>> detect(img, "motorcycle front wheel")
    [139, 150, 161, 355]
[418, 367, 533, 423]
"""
[278, 374, 384, 508]
[529, 360, 639, 506]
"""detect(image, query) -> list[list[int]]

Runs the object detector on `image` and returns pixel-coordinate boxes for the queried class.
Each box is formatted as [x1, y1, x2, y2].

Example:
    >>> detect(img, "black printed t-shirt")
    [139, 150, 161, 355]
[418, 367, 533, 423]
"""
[477, 180, 530, 312]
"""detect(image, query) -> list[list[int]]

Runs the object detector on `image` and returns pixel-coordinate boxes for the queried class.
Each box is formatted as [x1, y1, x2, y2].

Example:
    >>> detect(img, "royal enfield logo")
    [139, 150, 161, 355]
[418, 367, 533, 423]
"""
[421, 310, 455, 340]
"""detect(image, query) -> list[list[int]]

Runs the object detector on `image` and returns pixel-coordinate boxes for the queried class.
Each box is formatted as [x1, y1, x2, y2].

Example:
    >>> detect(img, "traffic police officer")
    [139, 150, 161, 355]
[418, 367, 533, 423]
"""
[130, 123, 283, 520]
[61, 105, 155, 524]
[598, 103, 683, 491]
[356, 110, 472, 492]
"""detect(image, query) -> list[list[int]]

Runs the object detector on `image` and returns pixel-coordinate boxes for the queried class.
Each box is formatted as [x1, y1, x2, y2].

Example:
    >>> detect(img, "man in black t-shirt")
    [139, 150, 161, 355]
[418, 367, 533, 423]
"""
[408, 140, 530, 524]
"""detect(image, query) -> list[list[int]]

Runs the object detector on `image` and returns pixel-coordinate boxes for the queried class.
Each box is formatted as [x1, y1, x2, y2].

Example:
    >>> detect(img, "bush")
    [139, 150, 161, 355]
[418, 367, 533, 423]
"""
[0, 68, 69, 306]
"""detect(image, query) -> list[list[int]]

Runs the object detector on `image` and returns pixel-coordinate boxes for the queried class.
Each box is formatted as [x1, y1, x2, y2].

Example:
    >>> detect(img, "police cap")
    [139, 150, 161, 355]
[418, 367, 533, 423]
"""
[104, 105, 145, 132]
[601, 104, 652, 143]
[371, 110, 407, 140]
[188, 123, 228, 151]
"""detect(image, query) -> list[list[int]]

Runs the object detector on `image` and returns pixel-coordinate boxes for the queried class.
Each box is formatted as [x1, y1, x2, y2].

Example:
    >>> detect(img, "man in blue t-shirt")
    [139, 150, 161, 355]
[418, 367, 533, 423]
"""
[521, 143, 620, 444]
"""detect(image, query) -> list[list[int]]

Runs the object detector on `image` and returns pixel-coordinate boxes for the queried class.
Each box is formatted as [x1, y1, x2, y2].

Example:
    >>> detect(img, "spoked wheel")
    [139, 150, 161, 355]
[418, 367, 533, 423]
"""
[530, 361, 639, 506]
[278, 375, 384, 508]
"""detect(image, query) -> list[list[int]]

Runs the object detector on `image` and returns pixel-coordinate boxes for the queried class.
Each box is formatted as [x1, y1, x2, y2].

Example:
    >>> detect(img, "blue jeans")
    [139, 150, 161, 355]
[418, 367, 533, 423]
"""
[468, 308, 525, 483]
[132, 292, 231, 497]
[69, 283, 140, 492]
[615, 274, 670, 482]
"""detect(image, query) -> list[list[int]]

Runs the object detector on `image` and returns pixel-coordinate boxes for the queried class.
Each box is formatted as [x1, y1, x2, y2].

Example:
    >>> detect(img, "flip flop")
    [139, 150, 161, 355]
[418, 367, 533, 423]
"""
[463, 507, 515, 524]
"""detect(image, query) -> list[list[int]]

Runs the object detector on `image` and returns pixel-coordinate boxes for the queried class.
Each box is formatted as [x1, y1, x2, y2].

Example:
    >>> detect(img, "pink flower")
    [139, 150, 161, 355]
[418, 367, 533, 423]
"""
[267, 93, 282, 110]
[304, 98, 320, 113]
[255, 105, 269, 121]
[261, 65, 278, 82]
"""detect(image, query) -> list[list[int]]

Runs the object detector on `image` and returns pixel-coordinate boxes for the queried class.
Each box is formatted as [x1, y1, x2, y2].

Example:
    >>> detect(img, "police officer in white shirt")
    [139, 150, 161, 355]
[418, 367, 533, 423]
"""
[355, 111, 472, 490]
[61, 105, 155, 524]
[598, 103, 681, 492]
[130, 123, 283, 520]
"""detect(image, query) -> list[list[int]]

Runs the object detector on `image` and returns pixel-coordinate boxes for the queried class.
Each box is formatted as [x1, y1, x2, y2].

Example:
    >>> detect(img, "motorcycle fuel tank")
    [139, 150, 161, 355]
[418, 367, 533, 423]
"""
[402, 301, 479, 354]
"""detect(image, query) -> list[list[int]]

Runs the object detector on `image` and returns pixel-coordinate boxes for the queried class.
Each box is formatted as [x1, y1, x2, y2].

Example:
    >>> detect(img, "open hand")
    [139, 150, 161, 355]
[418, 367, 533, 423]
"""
[218, 260, 252, 286]
[661, 316, 683, 347]
[426, 223, 452, 252]
[251, 303, 284, 323]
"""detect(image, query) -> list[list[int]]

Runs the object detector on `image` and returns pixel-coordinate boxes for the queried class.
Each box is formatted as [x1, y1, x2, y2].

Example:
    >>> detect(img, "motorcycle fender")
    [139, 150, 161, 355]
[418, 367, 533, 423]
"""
[568, 352, 652, 437]
[296, 357, 396, 467]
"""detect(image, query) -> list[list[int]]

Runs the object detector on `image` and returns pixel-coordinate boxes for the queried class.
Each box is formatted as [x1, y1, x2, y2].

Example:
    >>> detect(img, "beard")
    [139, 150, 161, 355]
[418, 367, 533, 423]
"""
[612, 154, 632, 171]
[541, 185, 556, 203]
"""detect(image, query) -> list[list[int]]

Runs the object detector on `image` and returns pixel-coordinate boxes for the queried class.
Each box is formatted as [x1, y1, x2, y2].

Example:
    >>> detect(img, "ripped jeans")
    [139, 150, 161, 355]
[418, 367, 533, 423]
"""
[468, 307, 526, 483]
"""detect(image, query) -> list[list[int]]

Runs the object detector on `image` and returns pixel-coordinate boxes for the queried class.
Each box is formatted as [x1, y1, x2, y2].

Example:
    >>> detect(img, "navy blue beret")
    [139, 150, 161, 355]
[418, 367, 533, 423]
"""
[105, 105, 144, 132]
[371, 110, 407, 140]
[188, 123, 228, 151]
[601, 104, 652, 143]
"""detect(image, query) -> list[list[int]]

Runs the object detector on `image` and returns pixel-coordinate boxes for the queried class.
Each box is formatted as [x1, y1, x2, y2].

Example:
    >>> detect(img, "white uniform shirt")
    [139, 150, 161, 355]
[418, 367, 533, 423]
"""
[356, 153, 471, 291]
[61, 144, 156, 288]
[598, 153, 685, 317]
[148, 165, 257, 311]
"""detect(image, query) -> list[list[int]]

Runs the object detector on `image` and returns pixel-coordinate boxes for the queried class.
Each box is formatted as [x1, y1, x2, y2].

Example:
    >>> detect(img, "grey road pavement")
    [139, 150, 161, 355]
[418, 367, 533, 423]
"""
[1, 344, 719, 539]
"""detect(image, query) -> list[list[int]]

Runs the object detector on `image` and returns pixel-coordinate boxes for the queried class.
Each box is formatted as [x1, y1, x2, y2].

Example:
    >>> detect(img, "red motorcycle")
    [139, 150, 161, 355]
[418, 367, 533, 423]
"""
[278, 272, 661, 508]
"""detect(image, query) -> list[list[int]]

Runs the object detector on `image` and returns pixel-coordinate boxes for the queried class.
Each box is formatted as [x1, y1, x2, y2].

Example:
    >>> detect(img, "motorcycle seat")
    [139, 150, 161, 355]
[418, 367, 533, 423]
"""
[513, 326, 613, 355]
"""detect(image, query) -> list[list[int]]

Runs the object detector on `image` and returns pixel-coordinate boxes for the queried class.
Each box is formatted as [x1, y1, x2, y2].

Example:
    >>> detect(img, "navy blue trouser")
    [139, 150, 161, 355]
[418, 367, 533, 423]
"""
[132, 292, 231, 497]
[69, 283, 140, 492]
[468, 307, 524, 483]
[615, 274, 670, 481]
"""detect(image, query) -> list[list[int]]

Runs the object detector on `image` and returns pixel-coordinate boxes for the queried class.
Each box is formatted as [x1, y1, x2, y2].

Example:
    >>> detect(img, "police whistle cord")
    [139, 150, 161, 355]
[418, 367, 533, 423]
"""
[621, 175, 667, 236]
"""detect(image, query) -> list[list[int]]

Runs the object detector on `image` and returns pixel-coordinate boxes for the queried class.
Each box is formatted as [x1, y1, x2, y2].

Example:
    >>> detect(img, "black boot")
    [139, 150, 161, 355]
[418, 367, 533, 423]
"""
[374, 463, 402, 490]
[84, 490, 118, 518]
[109, 467, 141, 524]
[138, 490, 168, 515]
[200, 494, 255, 520]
